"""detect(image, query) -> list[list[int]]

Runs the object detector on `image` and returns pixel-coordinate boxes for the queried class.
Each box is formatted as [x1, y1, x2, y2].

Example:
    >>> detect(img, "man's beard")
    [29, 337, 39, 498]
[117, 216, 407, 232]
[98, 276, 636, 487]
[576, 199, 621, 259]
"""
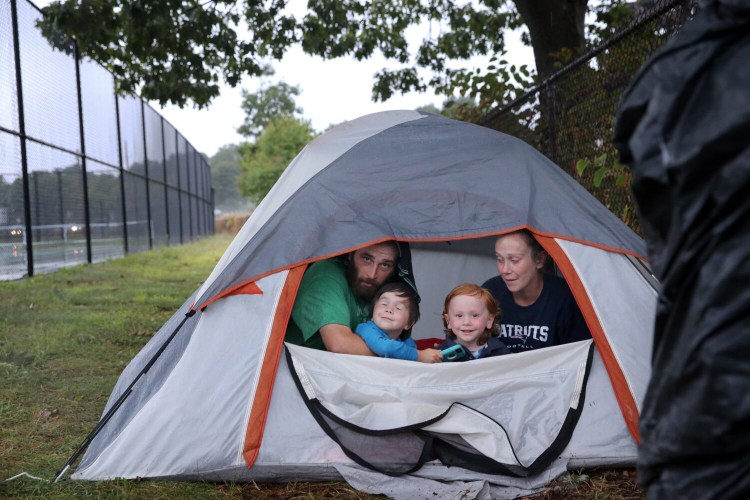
[347, 266, 381, 301]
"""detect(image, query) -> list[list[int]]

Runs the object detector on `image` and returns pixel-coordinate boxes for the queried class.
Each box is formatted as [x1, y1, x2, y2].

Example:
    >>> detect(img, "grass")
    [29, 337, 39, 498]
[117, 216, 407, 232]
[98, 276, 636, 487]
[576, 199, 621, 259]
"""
[0, 233, 643, 499]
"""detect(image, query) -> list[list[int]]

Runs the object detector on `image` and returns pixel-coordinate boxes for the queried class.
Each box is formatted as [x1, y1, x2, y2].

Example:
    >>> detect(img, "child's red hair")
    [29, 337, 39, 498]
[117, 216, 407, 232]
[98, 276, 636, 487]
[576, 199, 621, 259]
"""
[442, 283, 501, 345]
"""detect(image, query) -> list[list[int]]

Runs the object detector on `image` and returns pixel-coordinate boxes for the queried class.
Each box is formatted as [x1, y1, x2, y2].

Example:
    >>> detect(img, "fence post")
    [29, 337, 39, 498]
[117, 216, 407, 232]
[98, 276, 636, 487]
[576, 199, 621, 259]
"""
[74, 43, 92, 263]
[175, 134, 184, 244]
[56, 170, 64, 227]
[115, 96, 129, 254]
[140, 100, 153, 249]
[195, 152, 201, 236]
[186, 148, 193, 241]
[210, 186, 215, 233]
[204, 156, 208, 235]
[196, 157, 201, 236]
[10, 0, 34, 277]
[160, 117, 170, 245]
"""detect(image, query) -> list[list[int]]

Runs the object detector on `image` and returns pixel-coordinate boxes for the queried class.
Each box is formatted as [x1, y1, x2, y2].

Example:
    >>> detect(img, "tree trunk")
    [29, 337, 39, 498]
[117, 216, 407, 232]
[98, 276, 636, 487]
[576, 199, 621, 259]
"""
[512, 0, 588, 77]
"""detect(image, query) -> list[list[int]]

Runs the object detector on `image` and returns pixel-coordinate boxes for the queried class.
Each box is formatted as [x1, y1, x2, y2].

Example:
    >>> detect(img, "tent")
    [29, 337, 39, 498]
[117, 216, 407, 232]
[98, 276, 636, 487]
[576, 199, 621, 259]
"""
[68, 110, 657, 498]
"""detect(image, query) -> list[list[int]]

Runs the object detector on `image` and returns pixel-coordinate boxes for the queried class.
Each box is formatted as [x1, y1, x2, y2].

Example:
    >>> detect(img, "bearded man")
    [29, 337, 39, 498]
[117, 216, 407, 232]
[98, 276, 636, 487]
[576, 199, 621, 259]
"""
[285, 241, 416, 355]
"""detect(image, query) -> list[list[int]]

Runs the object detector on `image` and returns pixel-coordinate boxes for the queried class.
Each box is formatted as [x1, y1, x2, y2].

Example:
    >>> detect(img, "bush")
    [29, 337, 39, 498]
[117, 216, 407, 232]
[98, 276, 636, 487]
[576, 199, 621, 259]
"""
[214, 212, 251, 235]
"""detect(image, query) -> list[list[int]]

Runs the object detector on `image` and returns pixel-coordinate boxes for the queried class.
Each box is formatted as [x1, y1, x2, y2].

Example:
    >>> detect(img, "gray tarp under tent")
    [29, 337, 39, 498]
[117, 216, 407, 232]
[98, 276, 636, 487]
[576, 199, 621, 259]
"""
[64, 110, 658, 499]
[614, 0, 750, 497]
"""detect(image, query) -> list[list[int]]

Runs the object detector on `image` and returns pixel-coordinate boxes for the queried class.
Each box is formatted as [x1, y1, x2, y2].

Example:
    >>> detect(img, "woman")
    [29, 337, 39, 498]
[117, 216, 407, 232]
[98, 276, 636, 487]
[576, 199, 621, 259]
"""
[482, 229, 590, 353]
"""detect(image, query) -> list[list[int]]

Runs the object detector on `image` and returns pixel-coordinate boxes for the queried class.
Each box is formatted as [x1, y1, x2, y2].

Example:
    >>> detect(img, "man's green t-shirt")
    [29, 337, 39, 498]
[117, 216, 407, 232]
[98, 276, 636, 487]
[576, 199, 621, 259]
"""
[285, 259, 371, 350]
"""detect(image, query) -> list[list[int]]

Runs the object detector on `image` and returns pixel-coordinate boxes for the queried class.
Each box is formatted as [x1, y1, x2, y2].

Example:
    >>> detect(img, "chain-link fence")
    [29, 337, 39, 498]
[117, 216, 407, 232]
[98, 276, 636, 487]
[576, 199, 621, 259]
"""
[1, 0, 214, 281]
[481, 0, 697, 233]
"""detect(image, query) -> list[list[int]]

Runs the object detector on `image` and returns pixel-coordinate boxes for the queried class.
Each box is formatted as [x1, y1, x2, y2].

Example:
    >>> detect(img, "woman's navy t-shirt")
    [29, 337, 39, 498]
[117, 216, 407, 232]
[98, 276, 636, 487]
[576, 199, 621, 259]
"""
[482, 274, 591, 353]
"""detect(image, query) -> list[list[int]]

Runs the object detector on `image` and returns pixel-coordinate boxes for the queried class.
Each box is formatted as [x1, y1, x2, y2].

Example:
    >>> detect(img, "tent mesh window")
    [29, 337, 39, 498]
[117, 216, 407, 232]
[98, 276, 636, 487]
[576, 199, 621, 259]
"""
[285, 343, 595, 477]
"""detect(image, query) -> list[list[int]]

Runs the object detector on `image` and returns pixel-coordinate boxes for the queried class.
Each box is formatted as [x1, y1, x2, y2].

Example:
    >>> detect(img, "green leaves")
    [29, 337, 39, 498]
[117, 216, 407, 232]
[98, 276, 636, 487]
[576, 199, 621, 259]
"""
[37, 0, 521, 108]
[575, 158, 590, 177]
[37, 0, 627, 110]
[576, 152, 628, 188]
[237, 117, 315, 204]
[210, 145, 250, 212]
[234, 71, 311, 205]
[38, 0, 283, 108]
[237, 75, 303, 140]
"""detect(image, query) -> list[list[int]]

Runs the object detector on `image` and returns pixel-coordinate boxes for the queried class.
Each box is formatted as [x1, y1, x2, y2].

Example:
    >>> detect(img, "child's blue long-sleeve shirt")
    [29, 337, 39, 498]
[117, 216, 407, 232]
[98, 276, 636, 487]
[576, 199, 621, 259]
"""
[355, 320, 418, 361]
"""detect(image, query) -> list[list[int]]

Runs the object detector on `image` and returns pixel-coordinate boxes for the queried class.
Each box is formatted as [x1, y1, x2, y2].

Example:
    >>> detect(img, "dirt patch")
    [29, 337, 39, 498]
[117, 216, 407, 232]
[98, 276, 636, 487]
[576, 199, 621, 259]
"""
[529, 468, 644, 499]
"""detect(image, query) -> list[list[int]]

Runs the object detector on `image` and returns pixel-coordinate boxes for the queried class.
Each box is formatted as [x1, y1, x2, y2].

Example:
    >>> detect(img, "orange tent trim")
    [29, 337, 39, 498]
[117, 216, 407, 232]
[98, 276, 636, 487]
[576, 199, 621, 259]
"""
[242, 265, 307, 467]
[537, 234, 641, 444]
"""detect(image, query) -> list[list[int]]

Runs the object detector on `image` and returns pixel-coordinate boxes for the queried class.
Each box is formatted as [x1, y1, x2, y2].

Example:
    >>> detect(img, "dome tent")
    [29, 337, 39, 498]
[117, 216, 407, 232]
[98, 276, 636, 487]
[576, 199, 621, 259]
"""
[66, 111, 657, 498]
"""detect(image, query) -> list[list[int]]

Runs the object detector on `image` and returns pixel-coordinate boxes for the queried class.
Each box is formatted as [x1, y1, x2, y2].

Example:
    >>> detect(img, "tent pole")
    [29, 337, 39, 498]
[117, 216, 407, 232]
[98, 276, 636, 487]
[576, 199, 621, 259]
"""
[53, 309, 197, 483]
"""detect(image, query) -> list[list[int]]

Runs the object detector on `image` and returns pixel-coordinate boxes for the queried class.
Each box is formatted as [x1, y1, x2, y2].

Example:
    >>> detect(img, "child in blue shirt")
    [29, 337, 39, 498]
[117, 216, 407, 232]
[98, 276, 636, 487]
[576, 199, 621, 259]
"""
[355, 282, 443, 363]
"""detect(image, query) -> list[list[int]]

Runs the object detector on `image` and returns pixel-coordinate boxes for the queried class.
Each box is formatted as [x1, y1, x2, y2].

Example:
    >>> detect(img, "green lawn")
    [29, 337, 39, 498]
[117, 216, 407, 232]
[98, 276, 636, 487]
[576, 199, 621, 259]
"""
[0, 234, 375, 499]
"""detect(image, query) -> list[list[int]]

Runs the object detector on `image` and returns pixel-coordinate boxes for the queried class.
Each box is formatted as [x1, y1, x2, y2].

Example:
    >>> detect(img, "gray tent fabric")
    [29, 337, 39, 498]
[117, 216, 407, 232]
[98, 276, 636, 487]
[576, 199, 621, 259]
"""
[614, 0, 750, 497]
[68, 110, 654, 499]
[76, 290, 202, 471]
[334, 463, 560, 500]
[195, 112, 646, 308]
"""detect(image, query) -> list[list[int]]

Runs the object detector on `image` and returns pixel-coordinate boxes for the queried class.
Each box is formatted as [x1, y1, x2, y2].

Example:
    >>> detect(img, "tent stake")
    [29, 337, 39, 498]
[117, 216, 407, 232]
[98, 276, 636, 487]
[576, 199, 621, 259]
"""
[53, 310, 197, 483]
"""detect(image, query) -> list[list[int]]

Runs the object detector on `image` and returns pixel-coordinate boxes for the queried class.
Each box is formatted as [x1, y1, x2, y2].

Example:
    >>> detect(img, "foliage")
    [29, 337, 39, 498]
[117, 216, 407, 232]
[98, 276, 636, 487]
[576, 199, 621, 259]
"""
[209, 144, 250, 213]
[415, 103, 441, 115]
[38, 0, 625, 110]
[587, 1, 642, 46]
[37, 0, 296, 108]
[560, 0, 687, 233]
[576, 153, 628, 188]
[237, 116, 315, 204]
[214, 212, 251, 235]
[237, 74, 303, 140]
[232, 72, 310, 206]
[416, 96, 478, 120]
[443, 95, 484, 121]
[484, 0, 697, 235]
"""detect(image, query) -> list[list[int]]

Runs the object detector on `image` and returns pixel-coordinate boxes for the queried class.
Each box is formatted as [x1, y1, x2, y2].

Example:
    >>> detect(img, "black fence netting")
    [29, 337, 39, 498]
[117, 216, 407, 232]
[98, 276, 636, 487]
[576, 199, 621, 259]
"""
[0, 0, 214, 280]
[480, 0, 697, 234]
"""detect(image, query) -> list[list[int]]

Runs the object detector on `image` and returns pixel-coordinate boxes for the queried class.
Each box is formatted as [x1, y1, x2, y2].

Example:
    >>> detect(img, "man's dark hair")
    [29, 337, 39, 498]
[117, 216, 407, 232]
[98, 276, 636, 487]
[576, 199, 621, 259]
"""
[342, 240, 420, 302]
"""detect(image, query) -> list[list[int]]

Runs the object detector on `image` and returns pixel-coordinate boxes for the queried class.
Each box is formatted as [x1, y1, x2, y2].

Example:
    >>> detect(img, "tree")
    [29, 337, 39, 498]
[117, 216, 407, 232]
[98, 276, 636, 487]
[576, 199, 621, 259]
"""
[237, 76, 303, 140]
[237, 116, 314, 204]
[38, 0, 623, 110]
[415, 103, 441, 115]
[234, 74, 310, 204]
[512, 0, 587, 78]
[209, 144, 250, 212]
